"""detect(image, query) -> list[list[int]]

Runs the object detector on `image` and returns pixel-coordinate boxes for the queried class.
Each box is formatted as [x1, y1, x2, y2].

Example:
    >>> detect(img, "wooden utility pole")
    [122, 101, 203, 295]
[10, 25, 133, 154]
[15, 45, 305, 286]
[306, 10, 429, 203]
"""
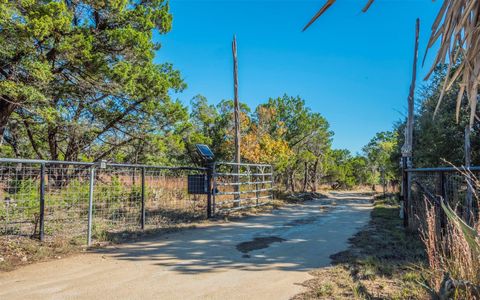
[401, 18, 419, 228]
[232, 35, 241, 167]
[232, 35, 241, 206]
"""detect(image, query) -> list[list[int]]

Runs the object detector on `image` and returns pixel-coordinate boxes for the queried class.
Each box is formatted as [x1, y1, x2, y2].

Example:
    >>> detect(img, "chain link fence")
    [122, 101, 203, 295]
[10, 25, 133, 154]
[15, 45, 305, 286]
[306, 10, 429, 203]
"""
[0, 158, 208, 244]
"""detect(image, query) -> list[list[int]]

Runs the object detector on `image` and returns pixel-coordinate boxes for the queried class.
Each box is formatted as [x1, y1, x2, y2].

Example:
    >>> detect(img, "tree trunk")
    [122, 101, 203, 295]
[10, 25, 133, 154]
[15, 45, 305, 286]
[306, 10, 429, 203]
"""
[0, 100, 17, 144]
[303, 162, 308, 192]
[290, 171, 295, 192]
[312, 158, 319, 192]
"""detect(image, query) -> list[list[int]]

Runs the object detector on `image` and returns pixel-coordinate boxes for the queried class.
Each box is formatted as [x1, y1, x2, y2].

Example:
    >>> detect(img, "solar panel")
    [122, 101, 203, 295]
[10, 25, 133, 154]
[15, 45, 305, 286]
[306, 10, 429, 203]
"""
[195, 144, 214, 160]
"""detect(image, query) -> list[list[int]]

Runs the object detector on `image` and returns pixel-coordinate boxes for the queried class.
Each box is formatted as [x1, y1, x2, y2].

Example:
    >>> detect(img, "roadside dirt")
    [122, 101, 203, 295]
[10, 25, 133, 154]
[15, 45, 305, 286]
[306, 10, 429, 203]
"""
[0, 192, 372, 300]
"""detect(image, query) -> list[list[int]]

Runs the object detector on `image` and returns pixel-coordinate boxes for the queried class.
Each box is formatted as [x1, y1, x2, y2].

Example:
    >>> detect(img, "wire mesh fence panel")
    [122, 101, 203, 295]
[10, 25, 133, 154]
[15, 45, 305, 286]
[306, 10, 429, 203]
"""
[0, 163, 41, 237]
[92, 166, 143, 237]
[444, 172, 467, 210]
[407, 168, 480, 231]
[408, 171, 437, 230]
[0, 158, 210, 244]
[213, 162, 274, 213]
[0, 158, 276, 242]
[144, 168, 208, 226]
[44, 164, 91, 240]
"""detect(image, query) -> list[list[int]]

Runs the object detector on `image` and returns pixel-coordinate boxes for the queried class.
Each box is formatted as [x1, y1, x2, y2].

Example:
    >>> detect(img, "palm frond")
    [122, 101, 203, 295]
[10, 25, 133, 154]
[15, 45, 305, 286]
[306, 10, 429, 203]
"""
[441, 199, 480, 255]
[304, 0, 480, 127]
[302, 0, 336, 32]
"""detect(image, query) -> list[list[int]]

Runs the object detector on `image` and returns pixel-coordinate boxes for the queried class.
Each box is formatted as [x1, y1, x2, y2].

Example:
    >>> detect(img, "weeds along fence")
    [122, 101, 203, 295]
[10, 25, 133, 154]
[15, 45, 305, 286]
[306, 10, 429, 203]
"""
[0, 158, 209, 245]
[405, 167, 480, 231]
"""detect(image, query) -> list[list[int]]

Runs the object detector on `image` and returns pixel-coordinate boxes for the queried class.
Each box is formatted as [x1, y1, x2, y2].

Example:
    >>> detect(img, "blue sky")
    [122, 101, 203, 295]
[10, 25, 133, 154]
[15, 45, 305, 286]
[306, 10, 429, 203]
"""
[155, 0, 442, 154]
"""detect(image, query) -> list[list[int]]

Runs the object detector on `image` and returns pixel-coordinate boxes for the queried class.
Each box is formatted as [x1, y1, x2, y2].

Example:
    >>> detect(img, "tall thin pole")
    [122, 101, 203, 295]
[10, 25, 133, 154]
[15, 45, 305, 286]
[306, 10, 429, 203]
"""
[232, 35, 241, 165]
[232, 35, 241, 206]
[141, 167, 146, 229]
[405, 18, 419, 154]
[87, 166, 95, 246]
[39, 163, 45, 241]
[401, 18, 419, 228]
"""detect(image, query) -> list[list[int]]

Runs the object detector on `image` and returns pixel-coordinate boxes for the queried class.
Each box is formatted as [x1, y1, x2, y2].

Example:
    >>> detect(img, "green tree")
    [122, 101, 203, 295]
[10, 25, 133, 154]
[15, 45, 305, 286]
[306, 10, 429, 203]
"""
[326, 149, 357, 189]
[257, 95, 333, 191]
[412, 68, 480, 167]
[390, 67, 480, 168]
[0, 0, 184, 162]
[362, 131, 398, 187]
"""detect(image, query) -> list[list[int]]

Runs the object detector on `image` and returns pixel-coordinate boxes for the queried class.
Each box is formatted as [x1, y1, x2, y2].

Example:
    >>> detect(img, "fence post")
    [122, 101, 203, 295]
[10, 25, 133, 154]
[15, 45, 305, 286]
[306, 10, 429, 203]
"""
[465, 126, 473, 223]
[212, 163, 216, 216]
[87, 166, 95, 246]
[401, 158, 409, 228]
[141, 167, 146, 230]
[255, 166, 260, 206]
[270, 166, 274, 200]
[206, 163, 213, 218]
[439, 172, 446, 201]
[438, 171, 447, 229]
[407, 169, 413, 229]
[39, 163, 45, 241]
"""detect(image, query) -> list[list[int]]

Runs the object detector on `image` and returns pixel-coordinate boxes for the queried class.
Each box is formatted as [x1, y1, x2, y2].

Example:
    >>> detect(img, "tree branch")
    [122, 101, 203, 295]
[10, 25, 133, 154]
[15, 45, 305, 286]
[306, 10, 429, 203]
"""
[21, 115, 44, 159]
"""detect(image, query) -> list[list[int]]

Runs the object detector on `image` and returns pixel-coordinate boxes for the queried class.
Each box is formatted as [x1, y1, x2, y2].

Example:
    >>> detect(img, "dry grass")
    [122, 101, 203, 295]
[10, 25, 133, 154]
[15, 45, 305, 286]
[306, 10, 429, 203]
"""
[420, 196, 480, 298]
[294, 194, 429, 300]
[0, 235, 82, 272]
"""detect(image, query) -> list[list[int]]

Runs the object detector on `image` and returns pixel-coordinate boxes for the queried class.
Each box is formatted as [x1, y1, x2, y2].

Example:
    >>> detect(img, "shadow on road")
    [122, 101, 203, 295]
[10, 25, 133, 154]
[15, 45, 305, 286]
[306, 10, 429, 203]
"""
[95, 197, 373, 274]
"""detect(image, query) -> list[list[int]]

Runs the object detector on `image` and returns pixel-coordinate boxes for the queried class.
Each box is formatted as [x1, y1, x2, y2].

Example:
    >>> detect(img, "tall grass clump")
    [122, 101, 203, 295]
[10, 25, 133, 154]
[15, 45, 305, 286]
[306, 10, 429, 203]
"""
[420, 170, 480, 299]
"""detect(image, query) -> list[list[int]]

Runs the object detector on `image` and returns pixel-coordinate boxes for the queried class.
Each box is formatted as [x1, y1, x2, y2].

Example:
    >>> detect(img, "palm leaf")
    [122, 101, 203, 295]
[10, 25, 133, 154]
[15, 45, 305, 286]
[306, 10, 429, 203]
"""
[302, 0, 336, 32]
[304, 0, 480, 127]
[440, 199, 480, 255]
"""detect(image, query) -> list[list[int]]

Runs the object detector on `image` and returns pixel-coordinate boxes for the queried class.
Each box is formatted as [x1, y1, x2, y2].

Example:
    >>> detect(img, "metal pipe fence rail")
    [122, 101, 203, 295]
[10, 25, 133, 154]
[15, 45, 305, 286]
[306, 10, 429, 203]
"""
[405, 167, 480, 231]
[0, 158, 208, 245]
[212, 162, 274, 214]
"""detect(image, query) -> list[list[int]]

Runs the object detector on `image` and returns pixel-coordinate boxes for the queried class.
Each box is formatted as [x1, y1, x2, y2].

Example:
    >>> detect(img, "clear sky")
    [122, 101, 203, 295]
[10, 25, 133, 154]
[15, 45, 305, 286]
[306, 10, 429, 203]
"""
[155, 0, 442, 154]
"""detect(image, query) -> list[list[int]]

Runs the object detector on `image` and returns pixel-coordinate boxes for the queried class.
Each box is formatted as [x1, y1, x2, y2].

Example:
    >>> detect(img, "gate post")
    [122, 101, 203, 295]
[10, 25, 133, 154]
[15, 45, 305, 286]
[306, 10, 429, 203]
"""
[255, 167, 260, 206]
[270, 166, 274, 200]
[141, 167, 146, 229]
[438, 171, 447, 229]
[401, 157, 409, 228]
[39, 163, 46, 241]
[87, 166, 95, 246]
[206, 163, 213, 218]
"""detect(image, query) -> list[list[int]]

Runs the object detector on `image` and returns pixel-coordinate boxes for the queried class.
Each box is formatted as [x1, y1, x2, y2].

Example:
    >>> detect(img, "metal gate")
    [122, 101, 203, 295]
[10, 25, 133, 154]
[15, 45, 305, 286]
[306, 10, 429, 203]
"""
[212, 162, 274, 214]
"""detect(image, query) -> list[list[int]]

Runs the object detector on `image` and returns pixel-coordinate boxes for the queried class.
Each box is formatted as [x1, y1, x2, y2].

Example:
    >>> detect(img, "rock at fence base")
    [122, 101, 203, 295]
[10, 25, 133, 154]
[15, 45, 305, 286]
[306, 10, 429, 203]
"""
[21, 256, 27, 262]
[0, 257, 4, 263]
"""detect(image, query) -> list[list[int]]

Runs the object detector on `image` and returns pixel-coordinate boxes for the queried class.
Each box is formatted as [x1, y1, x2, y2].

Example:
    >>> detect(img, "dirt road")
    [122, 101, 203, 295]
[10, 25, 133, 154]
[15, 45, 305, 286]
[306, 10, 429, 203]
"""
[0, 192, 372, 300]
